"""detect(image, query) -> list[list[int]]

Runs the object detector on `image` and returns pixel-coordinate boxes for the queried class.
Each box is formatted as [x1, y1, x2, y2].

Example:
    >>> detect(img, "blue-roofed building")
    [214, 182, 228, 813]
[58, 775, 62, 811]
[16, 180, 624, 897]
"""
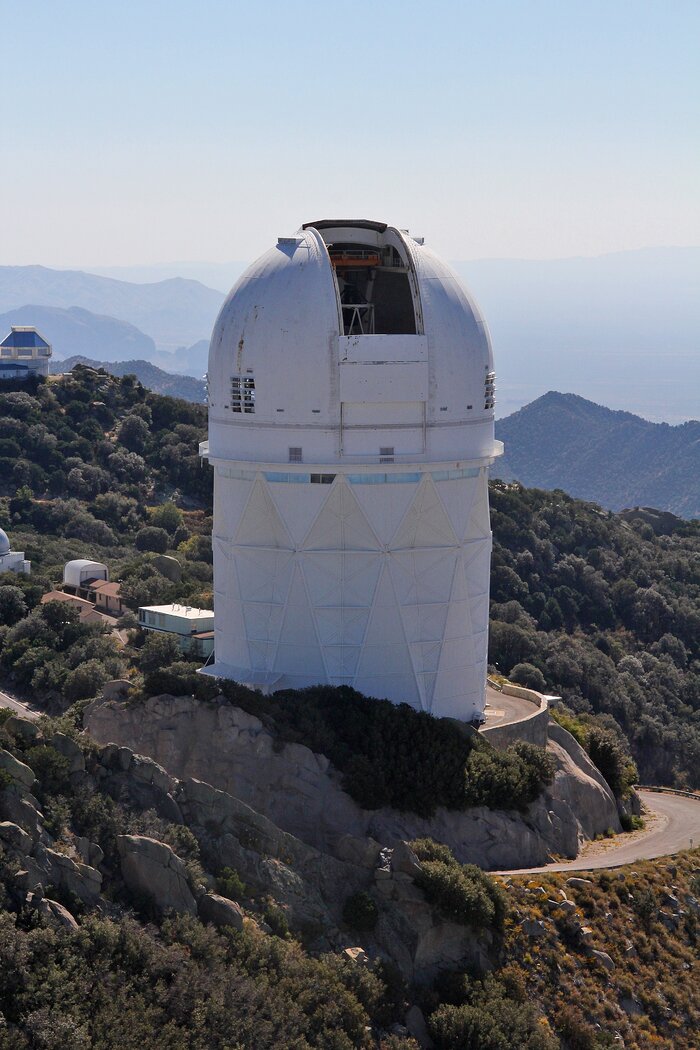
[0, 326, 52, 379]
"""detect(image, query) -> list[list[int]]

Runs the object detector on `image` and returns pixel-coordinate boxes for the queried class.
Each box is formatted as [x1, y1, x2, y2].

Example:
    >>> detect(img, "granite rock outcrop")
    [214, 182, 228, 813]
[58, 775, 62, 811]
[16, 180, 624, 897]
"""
[85, 694, 621, 869]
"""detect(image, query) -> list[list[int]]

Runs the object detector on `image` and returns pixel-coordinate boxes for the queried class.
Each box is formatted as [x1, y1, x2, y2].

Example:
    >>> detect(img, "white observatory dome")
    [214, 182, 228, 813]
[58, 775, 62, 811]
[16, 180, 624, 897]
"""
[0, 529, 11, 557]
[202, 219, 503, 722]
[208, 220, 498, 464]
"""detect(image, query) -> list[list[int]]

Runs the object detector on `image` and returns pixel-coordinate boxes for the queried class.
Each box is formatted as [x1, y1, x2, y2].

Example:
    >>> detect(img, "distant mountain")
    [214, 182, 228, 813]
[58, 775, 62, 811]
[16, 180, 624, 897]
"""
[4, 247, 698, 420]
[0, 304, 156, 363]
[53, 356, 206, 403]
[455, 247, 700, 423]
[494, 391, 700, 518]
[89, 261, 244, 293]
[153, 339, 209, 376]
[0, 266, 224, 349]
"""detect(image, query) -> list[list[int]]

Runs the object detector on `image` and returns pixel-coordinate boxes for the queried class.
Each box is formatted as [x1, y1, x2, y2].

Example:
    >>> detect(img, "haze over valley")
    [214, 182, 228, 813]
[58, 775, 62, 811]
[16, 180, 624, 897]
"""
[3, 244, 697, 421]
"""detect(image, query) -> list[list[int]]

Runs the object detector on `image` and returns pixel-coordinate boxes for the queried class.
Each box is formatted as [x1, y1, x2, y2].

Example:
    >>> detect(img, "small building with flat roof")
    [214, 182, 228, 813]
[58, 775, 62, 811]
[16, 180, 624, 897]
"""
[138, 603, 215, 658]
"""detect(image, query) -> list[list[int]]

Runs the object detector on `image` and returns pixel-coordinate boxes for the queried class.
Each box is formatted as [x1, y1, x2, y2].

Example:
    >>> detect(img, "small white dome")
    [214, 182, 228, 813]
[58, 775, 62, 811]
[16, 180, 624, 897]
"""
[0, 529, 11, 557]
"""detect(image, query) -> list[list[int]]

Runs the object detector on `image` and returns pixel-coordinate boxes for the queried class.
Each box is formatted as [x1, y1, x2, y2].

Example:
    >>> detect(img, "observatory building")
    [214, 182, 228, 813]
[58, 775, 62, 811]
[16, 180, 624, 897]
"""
[201, 219, 503, 722]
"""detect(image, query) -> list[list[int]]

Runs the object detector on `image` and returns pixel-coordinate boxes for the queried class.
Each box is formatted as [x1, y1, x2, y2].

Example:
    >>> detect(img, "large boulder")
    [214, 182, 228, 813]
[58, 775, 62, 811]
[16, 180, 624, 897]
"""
[0, 820, 32, 854]
[0, 748, 35, 790]
[198, 892, 244, 930]
[4, 716, 39, 743]
[50, 733, 85, 776]
[32, 844, 103, 904]
[117, 835, 196, 915]
[547, 721, 621, 838]
[0, 787, 45, 842]
[85, 695, 607, 869]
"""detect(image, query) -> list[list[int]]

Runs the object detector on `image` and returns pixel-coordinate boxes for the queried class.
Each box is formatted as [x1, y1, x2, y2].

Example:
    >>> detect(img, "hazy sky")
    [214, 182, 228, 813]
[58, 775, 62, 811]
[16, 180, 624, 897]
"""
[2, 0, 698, 268]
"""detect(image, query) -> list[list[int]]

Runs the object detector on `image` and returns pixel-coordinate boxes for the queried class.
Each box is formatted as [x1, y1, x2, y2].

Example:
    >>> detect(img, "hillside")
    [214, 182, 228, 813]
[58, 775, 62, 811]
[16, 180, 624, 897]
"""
[0, 371, 699, 1046]
[1, 705, 698, 1049]
[0, 266, 223, 350]
[494, 392, 700, 518]
[0, 304, 156, 362]
[488, 481, 700, 788]
[0, 371, 698, 787]
[54, 356, 206, 402]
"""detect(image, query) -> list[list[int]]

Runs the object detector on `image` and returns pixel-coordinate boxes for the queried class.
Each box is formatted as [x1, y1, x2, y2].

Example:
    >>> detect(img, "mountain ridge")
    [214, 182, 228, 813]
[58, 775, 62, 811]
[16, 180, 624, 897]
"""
[0, 304, 156, 362]
[0, 265, 223, 349]
[494, 391, 700, 517]
[52, 355, 206, 402]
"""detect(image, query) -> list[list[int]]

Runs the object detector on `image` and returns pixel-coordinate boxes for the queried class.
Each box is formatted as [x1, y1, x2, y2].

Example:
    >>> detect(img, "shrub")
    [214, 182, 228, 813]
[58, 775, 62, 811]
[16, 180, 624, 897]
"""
[217, 867, 246, 901]
[632, 885, 657, 930]
[214, 684, 554, 818]
[134, 526, 170, 554]
[24, 744, 71, 798]
[429, 976, 557, 1050]
[62, 659, 110, 702]
[262, 902, 291, 939]
[409, 838, 455, 865]
[143, 661, 201, 697]
[509, 662, 547, 692]
[464, 740, 555, 812]
[138, 631, 181, 674]
[0, 586, 28, 627]
[342, 891, 379, 932]
[586, 725, 637, 797]
[410, 841, 506, 932]
[149, 501, 183, 534]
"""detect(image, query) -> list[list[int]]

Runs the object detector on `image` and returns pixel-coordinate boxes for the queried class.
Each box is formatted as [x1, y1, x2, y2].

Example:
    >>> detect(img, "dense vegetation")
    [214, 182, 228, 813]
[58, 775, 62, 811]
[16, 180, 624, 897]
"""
[3, 713, 698, 1049]
[144, 679, 556, 818]
[0, 367, 214, 708]
[0, 711, 412, 1050]
[489, 481, 700, 788]
[3, 368, 698, 795]
[0, 367, 211, 509]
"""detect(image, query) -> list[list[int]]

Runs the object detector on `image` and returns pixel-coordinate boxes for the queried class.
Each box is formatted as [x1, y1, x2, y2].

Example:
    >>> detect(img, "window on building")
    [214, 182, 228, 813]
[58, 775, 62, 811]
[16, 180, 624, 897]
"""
[231, 374, 255, 413]
[380, 446, 395, 463]
[310, 473, 335, 484]
[484, 371, 496, 410]
[288, 447, 303, 463]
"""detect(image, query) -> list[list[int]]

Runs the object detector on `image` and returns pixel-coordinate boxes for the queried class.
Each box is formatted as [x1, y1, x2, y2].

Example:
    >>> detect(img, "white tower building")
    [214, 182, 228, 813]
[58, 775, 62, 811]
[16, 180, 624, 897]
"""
[201, 220, 503, 722]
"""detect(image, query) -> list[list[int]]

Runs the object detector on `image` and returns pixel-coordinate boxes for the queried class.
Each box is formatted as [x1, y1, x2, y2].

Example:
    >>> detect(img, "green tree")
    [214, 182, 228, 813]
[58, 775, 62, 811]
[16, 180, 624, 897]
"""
[139, 631, 181, 673]
[0, 585, 28, 626]
[149, 502, 184, 535]
[135, 526, 170, 554]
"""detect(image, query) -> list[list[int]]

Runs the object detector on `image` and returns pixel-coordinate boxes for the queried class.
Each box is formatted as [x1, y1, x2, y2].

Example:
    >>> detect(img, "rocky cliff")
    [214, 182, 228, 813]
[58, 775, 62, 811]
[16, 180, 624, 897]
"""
[85, 693, 621, 871]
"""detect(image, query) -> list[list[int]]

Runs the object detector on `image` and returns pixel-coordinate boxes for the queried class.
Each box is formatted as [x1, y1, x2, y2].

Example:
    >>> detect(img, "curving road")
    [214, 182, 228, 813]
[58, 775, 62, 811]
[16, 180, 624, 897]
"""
[499, 789, 700, 875]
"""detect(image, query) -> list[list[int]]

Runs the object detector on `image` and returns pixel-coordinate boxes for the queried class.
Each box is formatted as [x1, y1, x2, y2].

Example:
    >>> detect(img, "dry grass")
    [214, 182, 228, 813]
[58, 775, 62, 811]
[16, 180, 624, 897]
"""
[498, 850, 700, 1049]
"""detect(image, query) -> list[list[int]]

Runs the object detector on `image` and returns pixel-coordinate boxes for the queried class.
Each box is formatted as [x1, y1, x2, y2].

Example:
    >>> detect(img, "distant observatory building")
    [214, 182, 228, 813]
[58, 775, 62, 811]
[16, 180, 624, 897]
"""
[201, 220, 503, 722]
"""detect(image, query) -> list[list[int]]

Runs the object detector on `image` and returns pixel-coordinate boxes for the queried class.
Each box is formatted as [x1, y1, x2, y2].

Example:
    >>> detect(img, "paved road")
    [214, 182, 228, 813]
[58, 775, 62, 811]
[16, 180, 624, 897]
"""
[499, 789, 700, 875]
[0, 689, 40, 721]
[482, 685, 536, 729]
